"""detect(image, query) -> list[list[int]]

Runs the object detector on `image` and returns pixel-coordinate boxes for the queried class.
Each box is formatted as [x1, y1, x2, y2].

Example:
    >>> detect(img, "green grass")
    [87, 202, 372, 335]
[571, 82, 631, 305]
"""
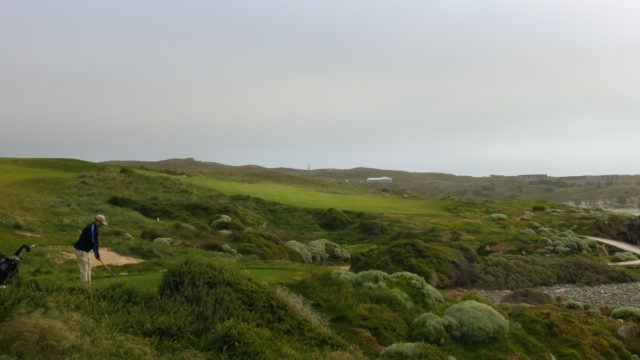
[186, 176, 454, 216]
[0, 159, 79, 188]
[92, 271, 164, 291]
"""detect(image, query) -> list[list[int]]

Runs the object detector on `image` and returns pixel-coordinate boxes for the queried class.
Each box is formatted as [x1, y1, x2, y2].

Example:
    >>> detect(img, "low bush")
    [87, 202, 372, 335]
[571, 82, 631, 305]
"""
[563, 300, 584, 310]
[444, 300, 509, 343]
[611, 307, 640, 322]
[489, 214, 508, 221]
[612, 252, 639, 262]
[378, 342, 447, 360]
[351, 240, 473, 288]
[331, 270, 443, 311]
[359, 220, 388, 235]
[410, 313, 448, 344]
[474, 254, 638, 289]
[318, 208, 352, 231]
[286, 239, 350, 264]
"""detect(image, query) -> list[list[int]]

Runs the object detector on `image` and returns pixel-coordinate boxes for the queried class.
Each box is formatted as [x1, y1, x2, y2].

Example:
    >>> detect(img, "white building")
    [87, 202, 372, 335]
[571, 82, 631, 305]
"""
[366, 177, 392, 183]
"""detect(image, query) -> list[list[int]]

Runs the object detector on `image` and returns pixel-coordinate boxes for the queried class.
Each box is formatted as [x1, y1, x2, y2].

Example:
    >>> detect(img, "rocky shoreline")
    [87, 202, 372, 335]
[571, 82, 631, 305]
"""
[473, 282, 640, 308]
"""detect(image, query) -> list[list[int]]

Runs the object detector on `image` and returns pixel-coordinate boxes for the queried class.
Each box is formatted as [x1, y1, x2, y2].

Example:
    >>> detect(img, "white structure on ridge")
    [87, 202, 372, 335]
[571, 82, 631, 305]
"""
[366, 177, 392, 183]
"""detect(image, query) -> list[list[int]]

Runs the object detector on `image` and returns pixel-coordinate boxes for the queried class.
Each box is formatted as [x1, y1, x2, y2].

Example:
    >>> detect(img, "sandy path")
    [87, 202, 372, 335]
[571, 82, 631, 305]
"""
[58, 248, 143, 267]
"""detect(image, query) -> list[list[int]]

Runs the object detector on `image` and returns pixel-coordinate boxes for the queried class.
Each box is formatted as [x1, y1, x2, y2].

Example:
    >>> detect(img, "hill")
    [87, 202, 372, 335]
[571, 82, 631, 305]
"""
[2, 158, 640, 359]
[104, 158, 640, 208]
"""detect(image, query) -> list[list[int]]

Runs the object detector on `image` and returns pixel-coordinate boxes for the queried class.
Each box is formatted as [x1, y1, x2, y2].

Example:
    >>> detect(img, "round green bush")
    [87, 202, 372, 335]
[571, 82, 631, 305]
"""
[331, 270, 356, 283]
[563, 300, 584, 310]
[612, 252, 639, 263]
[444, 300, 509, 343]
[411, 313, 448, 344]
[611, 307, 640, 322]
[390, 272, 444, 310]
[489, 214, 508, 221]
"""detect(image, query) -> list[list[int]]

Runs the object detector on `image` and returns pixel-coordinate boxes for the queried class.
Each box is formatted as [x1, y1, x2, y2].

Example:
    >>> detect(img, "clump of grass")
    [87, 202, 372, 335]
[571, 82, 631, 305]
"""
[378, 342, 447, 360]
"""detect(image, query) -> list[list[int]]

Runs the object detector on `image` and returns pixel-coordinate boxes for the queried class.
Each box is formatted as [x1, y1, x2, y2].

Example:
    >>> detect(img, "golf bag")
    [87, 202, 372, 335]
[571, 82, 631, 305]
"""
[0, 244, 35, 286]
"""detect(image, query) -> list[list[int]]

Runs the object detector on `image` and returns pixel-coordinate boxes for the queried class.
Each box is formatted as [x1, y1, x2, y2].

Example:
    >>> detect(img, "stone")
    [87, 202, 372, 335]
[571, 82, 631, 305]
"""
[616, 322, 639, 342]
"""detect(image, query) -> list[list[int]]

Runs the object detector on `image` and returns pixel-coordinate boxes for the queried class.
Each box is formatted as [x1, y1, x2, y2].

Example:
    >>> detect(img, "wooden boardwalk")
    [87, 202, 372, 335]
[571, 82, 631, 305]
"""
[581, 236, 640, 267]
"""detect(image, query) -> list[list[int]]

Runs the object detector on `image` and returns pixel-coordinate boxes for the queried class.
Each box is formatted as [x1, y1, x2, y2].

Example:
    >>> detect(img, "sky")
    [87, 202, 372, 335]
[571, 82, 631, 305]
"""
[2, 1, 639, 176]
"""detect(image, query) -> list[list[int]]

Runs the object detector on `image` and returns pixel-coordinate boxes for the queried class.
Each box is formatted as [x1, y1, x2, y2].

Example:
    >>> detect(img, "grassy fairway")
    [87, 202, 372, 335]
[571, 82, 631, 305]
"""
[186, 176, 453, 216]
[0, 159, 79, 188]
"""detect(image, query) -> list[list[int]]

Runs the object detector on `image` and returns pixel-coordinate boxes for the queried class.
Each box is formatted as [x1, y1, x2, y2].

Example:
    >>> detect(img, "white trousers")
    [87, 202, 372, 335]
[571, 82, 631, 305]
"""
[75, 249, 92, 283]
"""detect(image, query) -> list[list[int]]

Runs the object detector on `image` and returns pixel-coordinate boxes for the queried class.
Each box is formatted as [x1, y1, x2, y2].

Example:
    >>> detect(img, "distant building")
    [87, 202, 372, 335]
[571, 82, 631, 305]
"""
[559, 176, 587, 181]
[518, 174, 548, 179]
[600, 175, 619, 181]
[366, 177, 392, 183]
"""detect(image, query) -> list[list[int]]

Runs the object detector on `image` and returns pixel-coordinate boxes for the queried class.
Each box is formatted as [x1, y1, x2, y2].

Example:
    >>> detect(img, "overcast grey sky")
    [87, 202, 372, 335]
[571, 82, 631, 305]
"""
[2, 1, 639, 176]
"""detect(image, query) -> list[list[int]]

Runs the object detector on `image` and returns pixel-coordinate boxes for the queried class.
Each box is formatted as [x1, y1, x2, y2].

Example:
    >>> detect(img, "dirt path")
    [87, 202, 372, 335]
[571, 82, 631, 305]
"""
[58, 248, 143, 267]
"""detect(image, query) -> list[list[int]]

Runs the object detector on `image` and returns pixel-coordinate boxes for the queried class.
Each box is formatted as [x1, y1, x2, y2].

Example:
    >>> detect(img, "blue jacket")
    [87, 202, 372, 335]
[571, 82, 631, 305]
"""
[74, 222, 100, 258]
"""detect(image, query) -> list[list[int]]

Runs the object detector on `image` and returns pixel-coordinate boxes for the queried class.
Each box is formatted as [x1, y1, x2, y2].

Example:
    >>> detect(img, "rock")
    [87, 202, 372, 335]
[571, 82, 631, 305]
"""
[616, 322, 639, 342]
[219, 215, 232, 222]
[123, 233, 134, 240]
[218, 230, 232, 237]
[153, 237, 173, 245]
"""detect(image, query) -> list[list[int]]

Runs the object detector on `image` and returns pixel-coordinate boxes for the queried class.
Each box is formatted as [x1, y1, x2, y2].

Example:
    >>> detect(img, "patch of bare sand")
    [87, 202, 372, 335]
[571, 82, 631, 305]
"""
[56, 247, 143, 267]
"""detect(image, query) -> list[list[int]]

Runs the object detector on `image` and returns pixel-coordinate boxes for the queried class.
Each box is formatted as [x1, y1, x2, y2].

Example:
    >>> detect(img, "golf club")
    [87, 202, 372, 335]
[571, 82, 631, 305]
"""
[99, 259, 120, 279]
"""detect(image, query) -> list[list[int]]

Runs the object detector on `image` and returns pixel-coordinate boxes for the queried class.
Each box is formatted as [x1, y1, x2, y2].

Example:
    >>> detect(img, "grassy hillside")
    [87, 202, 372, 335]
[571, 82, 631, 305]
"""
[2, 158, 640, 359]
[107, 158, 640, 207]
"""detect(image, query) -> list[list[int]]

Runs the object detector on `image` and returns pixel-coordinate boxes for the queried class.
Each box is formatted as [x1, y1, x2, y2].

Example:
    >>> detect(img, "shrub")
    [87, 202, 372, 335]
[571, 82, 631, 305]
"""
[331, 270, 356, 283]
[141, 226, 167, 240]
[359, 220, 388, 235]
[221, 244, 238, 256]
[489, 214, 508, 221]
[588, 308, 602, 318]
[275, 287, 329, 331]
[501, 289, 554, 305]
[152, 237, 173, 245]
[286, 240, 313, 263]
[532, 205, 547, 212]
[563, 300, 584, 310]
[199, 239, 223, 251]
[444, 300, 509, 343]
[538, 237, 552, 247]
[354, 270, 389, 289]
[351, 240, 471, 288]
[611, 307, 640, 322]
[285, 239, 350, 264]
[318, 208, 352, 231]
[411, 313, 448, 344]
[520, 229, 536, 236]
[389, 272, 443, 310]
[612, 252, 639, 263]
[474, 255, 638, 290]
[378, 343, 447, 360]
[308, 239, 329, 262]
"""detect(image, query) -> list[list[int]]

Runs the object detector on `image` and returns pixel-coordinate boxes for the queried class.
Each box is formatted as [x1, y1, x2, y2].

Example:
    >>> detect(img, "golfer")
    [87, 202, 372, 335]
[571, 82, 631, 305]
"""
[74, 215, 107, 283]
